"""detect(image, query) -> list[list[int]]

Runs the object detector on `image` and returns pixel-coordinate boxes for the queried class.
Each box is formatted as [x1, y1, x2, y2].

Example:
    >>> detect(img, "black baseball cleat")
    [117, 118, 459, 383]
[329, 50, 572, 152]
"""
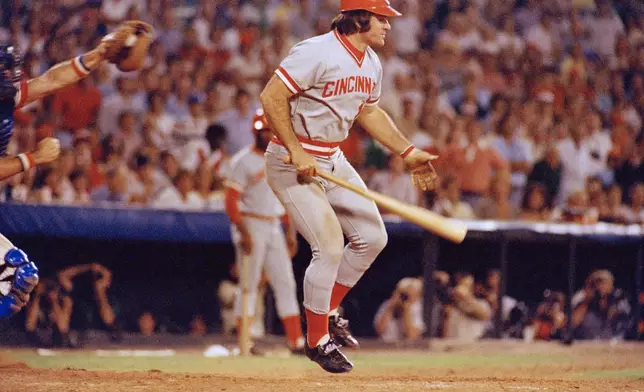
[329, 314, 360, 349]
[305, 338, 354, 374]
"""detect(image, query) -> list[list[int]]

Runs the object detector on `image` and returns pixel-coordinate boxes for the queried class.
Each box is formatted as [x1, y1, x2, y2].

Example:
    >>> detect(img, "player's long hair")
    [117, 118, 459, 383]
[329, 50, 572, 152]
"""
[331, 10, 372, 35]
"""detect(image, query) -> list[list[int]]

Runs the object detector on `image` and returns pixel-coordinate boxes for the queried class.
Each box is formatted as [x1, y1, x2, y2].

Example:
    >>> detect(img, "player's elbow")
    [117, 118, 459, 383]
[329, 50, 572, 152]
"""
[259, 87, 272, 108]
[260, 76, 292, 111]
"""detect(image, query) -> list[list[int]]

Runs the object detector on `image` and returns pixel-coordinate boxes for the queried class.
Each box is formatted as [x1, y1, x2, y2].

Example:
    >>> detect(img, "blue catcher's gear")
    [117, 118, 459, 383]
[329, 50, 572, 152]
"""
[4, 247, 29, 267]
[0, 44, 23, 156]
[0, 247, 38, 320]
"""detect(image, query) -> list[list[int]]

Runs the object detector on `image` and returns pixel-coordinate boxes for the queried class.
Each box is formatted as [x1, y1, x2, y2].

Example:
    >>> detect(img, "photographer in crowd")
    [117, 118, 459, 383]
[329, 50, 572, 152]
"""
[24, 263, 120, 347]
[440, 273, 493, 342]
[374, 277, 425, 343]
[571, 270, 631, 340]
[533, 290, 567, 341]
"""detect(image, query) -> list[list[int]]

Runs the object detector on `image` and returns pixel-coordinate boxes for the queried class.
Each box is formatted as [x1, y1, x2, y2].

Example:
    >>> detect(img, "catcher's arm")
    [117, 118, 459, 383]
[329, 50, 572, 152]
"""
[22, 20, 154, 107]
[0, 138, 60, 181]
[22, 47, 105, 107]
[356, 105, 438, 191]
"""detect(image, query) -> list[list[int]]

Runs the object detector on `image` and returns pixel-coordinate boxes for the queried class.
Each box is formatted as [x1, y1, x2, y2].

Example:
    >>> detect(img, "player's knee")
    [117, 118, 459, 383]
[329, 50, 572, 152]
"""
[317, 244, 344, 266]
[314, 232, 345, 265]
[349, 229, 388, 257]
[371, 229, 388, 253]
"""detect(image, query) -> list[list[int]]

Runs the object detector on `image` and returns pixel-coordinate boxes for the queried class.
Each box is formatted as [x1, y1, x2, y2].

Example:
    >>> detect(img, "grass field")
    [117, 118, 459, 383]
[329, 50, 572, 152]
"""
[1, 340, 644, 391]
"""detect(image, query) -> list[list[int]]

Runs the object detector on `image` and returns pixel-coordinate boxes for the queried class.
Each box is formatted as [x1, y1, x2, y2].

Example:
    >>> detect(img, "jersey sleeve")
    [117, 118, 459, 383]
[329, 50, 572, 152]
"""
[13, 79, 28, 109]
[275, 40, 326, 94]
[366, 55, 383, 106]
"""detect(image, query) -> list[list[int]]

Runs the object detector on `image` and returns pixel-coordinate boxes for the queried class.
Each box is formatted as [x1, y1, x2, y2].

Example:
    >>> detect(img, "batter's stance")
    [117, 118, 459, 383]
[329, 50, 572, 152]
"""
[0, 25, 144, 320]
[224, 110, 305, 354]
[260, 0, 437, 373]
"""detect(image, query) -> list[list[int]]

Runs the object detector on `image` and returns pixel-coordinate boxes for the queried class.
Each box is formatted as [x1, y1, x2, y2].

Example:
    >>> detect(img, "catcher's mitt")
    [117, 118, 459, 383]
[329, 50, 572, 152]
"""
[101, 20, 155, 72]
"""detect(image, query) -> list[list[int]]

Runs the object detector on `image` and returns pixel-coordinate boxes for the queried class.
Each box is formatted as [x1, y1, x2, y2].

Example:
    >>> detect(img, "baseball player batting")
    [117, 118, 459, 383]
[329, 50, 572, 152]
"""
[224, 110, 305, 355]
[0, 22, 153, 321]
[260, 0, 438, 373]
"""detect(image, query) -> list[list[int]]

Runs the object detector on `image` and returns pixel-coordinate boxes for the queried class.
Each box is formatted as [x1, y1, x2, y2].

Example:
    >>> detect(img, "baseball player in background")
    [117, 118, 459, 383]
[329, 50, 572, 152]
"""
[260, 0, 438, 373]
[0, 23, 147, 320]
[224, 110, 305, 354]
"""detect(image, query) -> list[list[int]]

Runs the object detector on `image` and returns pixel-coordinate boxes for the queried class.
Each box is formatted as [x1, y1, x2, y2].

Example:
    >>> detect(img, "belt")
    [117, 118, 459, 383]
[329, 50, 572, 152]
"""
[241, 212, 280, 222]
[271, 135, 342, 157]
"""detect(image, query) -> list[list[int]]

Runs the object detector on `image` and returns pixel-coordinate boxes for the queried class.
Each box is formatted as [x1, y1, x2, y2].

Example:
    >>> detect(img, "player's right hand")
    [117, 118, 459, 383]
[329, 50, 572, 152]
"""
[284, 150, 320, 177]
[32, 137, 61, 165]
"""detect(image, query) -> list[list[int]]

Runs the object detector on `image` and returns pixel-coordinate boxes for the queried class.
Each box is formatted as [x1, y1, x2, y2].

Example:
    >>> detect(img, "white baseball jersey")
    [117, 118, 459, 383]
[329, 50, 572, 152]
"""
[224, 146, 285, 218]
[273, 30, 383, 154]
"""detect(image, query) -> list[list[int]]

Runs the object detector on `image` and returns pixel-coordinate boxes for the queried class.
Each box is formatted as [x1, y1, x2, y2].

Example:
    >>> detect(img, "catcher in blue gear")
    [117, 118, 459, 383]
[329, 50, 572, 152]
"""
[0, 21, 154, 321]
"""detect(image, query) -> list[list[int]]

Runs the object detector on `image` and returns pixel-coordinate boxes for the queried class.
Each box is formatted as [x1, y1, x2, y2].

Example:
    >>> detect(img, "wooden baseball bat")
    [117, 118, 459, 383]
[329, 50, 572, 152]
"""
[238, 253, 251, 356]
[316, 171, 468, 244]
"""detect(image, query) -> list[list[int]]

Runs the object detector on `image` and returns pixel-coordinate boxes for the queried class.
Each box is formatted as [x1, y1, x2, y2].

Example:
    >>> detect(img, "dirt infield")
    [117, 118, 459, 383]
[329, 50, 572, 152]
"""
[1, 341, 644, 392]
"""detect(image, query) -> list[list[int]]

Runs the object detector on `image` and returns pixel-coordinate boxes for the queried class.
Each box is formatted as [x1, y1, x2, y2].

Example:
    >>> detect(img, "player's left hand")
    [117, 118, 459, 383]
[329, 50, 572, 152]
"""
[403, 148, 439, 191]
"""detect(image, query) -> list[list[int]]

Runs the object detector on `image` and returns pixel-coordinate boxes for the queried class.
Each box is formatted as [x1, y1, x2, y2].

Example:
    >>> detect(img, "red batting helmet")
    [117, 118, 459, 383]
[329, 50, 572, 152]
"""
[340, 0, 402, 17]
[252, 109, 270, 133]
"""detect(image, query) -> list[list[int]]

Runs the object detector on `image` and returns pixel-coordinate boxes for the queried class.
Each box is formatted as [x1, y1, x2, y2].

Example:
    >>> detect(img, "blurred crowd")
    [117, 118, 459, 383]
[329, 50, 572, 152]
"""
[374, 268, 633, 343]
[0, 0, 643, 224]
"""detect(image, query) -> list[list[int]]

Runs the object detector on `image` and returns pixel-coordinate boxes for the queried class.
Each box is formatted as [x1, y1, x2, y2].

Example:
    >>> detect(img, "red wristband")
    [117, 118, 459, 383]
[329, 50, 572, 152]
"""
[400, 145, 415, 158]
[17, 153, 35, 171]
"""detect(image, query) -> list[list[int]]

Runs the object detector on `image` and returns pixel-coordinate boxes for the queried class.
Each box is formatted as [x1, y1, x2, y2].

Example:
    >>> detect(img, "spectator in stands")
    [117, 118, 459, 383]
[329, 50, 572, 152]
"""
[174, 96, 210, 172]
[443, 118, 508, 207]
[373, 277, 425, 343]
[127, 153, 162, 205]
[167, 74, 193, 119]
[52, 77, 102, 144]
[29, 167, 61, 204]
[599, 183, 630, 223]
[572, 270, 631, 340]
[195, 163, 224, 211]
[492, 114, 532, 206]
[98, 77, 145, 136]
[216, 89, 256, 155]
[556, 122, 592, 204]
[69, 169, 90, 204]
[625, 182, 644, 224]
[144, 91, 176, 152]
[152, 169, 204, 210]
[74, 137, 105, 192]
[56, 149, 76, 204]
[157, 7, 184, 55]
[590, 2, 625, 60]
[613, 139, 644, 196]
[551, 190, 599, 224]
[368, 154, 418, 221]
[91, 165, 128, 204]
[113, 111, 142, 164]
[433, 175, 476, 219]
[527, 145, 562, 207]
[585, 110, 613, 182]
[475, 171, 519, 220]
[519, 182, 550, 221]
